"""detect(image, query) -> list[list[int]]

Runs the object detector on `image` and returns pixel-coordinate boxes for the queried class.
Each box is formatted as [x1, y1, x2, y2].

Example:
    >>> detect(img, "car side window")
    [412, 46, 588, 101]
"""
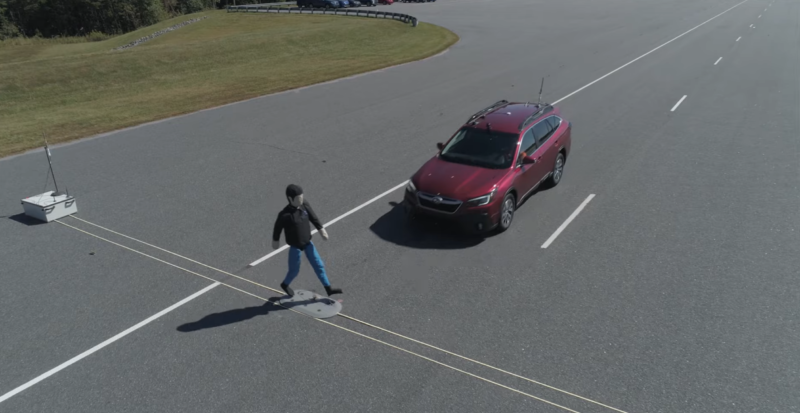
[547, 116, 562, 132]
[520, 129, 536, 157]
[532, 120, 551, 147]
[516, 129, 536, 167]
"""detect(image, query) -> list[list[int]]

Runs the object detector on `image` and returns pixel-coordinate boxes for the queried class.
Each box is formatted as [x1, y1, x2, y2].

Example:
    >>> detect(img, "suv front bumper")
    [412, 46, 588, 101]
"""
[403, 190, 499, 234]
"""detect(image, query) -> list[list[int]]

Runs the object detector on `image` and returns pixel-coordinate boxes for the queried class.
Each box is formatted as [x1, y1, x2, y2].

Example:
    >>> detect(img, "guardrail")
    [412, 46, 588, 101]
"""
[227, 5, 419, 27]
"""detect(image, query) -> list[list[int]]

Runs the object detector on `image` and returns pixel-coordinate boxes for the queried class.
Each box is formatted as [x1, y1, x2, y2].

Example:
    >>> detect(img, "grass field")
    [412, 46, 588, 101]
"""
[0, 10, 458, 158]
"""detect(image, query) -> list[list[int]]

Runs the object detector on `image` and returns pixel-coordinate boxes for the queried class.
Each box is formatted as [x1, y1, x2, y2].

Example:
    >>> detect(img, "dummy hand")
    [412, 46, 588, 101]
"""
[272, 240, 279, 250]
[320, 228, 329, 240]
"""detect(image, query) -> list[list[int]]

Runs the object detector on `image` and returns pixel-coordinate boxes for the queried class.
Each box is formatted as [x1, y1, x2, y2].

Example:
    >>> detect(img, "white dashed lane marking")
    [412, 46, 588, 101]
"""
[671, 95, 687, 112]
[541, 194, 596, 249]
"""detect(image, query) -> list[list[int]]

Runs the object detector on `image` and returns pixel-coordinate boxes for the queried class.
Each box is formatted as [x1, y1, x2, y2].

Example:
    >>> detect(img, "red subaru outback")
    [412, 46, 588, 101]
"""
[403, 100, 572, 234]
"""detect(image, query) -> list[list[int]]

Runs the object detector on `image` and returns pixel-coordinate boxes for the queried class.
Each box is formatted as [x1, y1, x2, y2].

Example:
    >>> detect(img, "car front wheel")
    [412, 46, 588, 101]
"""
[497, 193, 516, 232]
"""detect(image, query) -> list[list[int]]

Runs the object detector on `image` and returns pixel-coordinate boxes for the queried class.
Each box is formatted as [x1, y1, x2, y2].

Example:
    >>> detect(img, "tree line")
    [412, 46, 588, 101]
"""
[0, 0, 280, 40]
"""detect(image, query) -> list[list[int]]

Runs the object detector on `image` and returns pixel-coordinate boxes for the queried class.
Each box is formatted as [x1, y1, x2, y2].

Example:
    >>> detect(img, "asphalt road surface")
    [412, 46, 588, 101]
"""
[1, 0, 798, 412]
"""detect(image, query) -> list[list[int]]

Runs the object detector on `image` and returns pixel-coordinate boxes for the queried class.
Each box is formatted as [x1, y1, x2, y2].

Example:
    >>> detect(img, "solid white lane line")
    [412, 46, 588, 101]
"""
[736, 36, 742, 41]
[551, 0, 749, 105]
[322, 181, 409, 228]
[541, 194, 595, 249]
[714, 57, 723, 65]
[249, 245, 291, 267]
[0, 283, 219, 404]
[248, 180, 409, 267]
[671, 95, 687, 112]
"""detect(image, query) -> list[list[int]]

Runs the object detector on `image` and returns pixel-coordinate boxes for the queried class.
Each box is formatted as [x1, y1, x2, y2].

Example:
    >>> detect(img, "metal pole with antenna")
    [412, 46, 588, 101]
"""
[20, 133, 78, 223]
[43, 133, 64, 197]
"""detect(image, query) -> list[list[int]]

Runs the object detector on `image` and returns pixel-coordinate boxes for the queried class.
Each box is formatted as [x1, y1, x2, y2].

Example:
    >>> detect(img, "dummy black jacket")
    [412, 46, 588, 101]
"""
[272, 201, 324, 250]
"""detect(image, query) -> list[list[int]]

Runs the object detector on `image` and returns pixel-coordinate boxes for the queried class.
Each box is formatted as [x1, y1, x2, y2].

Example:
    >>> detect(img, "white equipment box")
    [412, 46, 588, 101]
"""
[21, 191, 78, 222]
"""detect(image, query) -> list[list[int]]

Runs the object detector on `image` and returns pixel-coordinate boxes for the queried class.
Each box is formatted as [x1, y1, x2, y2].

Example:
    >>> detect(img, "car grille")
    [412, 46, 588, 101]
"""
[417, 192, 462, 214]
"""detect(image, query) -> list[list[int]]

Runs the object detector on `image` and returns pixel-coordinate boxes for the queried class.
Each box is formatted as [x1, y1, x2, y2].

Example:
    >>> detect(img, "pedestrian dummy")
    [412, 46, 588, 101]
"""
[272, 184, 343, 297]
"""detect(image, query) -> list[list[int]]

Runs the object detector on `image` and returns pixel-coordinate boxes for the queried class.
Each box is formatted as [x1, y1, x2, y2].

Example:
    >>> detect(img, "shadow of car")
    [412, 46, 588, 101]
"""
[369, 202, 486, 250]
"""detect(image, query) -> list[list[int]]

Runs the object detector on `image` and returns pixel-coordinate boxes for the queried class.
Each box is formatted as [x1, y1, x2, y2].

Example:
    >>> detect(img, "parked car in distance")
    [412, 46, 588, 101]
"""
[403, 100, 572, 234]
[297, 0, 342, 8]
[349, 0, 362, 6]
[378, 0, 393, 4]
[360, 0, 377, 5]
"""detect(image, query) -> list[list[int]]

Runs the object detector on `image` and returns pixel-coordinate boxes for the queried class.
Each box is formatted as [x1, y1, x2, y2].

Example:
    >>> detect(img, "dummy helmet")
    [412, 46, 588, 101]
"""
[286, 184, 303, 199]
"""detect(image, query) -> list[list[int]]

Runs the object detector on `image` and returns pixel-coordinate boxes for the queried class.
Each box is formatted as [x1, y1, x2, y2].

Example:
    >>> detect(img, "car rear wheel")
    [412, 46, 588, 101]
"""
[497, 193, 516, 232]
[545, 152, 565, 188]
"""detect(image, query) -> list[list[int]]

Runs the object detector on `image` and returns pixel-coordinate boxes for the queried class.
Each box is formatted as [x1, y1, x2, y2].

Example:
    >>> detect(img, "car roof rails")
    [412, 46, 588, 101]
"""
[467, 100, 509, 125]
[518, 104, 553, 131]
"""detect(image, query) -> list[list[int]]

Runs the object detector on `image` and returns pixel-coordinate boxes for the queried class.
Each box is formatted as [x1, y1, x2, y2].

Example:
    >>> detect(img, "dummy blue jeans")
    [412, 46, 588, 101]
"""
[283, 242, 330, 287]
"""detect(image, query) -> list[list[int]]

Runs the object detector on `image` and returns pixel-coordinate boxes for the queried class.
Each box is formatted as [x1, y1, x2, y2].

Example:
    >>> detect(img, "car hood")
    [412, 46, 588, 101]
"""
[413, 156, 509, 200]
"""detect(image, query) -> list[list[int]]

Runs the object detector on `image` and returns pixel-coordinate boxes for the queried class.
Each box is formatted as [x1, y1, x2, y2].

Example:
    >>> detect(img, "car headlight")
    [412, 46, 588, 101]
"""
[466, 188, 497, 207]
[406, 180, 416, 193]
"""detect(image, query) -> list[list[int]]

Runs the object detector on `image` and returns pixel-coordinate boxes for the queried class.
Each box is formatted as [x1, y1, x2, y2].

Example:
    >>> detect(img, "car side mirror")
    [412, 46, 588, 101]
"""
[522, 155, 537, 164]
[436, 142, 444, 150]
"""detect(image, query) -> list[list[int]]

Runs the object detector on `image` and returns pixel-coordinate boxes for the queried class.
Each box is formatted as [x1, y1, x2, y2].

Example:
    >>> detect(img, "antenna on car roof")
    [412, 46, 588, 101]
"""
[537, 77, 544, 106]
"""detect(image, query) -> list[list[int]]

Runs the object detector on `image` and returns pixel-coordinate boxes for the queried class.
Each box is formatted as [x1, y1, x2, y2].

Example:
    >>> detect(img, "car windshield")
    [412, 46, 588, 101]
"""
[439, 127, 519, 169]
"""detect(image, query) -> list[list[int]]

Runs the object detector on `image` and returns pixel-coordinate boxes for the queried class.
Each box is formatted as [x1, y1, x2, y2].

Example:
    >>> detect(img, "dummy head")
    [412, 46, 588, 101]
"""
[286, 184, 304, 207]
